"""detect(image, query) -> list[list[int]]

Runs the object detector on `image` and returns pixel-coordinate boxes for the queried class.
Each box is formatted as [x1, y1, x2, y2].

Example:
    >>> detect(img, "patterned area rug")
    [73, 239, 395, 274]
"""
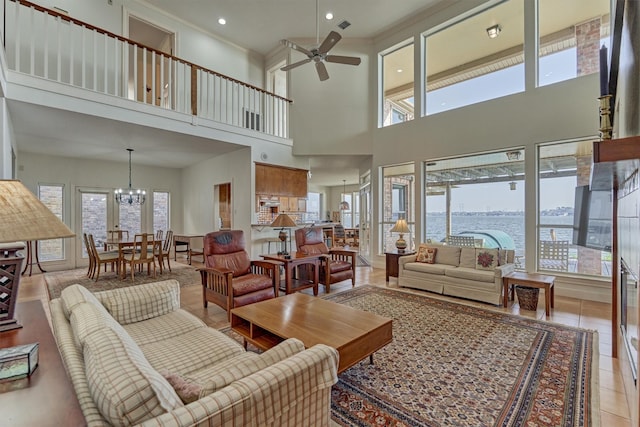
[326, 286, 599, 427]
[45, 263, 200, 299]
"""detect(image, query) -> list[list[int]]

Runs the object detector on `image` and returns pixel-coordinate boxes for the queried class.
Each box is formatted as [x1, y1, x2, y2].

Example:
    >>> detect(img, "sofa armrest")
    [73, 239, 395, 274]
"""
[138, 344, 339, 427]
[495, 263, 515, 278]
[96, 279, 181, 325]
[398, 254, 417, 269]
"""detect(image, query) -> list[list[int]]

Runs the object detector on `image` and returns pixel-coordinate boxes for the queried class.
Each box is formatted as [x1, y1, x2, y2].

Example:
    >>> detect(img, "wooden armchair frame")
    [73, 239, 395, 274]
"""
[198, 259, 280, 320]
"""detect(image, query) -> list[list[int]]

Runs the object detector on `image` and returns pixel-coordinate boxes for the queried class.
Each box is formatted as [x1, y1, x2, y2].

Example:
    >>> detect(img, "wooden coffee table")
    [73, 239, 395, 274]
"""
[230, 293, 393, 373]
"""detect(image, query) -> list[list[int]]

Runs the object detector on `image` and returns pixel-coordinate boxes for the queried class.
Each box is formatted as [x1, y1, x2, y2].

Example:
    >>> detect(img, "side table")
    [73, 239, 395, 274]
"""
[503, 271, 555, 317]
[0, 300, 85, 426]
[385, 250, 416, 282]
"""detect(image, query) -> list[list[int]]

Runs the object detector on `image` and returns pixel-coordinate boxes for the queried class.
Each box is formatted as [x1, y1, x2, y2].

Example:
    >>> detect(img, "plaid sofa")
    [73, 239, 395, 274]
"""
[49, 279, 339, 426]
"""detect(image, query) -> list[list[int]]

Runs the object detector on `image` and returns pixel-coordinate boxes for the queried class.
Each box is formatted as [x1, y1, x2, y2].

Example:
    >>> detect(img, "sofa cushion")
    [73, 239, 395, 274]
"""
[60, 284, 107, 320]
[416, 245, 437, 263]
[435, 246, 461, 266]
[445, 267, 495, 283]
[140, 327, 245, 375]
[195, 352, 266, 397]
[97, 280, 180, 325]
[475, 248, 499, 270]
[459, 247, 477, 268]
[403, 262, 448, 275]
[123, 309, 207, 346]
[83, 328, 183, 427]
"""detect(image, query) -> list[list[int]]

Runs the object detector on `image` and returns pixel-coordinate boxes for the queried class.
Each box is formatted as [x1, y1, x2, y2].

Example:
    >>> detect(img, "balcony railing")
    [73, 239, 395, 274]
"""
[2, 0, 291, 138]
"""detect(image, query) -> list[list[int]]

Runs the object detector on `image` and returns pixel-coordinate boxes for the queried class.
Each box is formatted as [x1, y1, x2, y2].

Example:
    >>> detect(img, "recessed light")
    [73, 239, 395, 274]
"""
[218, 17, 226, 25]
[325, 12, 334, 20]
[397, 69, 403, 73]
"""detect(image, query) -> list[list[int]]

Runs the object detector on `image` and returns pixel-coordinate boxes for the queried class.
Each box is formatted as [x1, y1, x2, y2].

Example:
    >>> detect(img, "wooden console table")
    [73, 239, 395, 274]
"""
[260, 253, 321, 295]
[0, 300, 85, 426]
[173, 234, 204, 264]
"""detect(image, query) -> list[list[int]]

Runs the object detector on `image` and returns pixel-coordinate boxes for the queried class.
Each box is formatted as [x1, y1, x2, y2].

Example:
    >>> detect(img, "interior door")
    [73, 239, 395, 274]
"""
[359, 179, 371, 260]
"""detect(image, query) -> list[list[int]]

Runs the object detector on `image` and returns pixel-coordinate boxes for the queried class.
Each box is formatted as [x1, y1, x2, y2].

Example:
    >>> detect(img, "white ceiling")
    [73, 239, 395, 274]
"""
[142, 0, 444, 56]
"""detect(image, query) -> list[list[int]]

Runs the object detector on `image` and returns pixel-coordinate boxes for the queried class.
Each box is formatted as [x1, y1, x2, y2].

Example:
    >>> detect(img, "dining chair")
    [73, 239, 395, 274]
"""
[155, 230, 173, 273]
[122, 233, 157, 281]
[83, 233, 95, 278]
[156, 229, 164, 241]
[88, 234, 120, 281]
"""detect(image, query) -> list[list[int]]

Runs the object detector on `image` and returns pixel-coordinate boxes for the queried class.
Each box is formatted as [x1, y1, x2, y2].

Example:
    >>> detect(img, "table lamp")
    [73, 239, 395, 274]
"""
[0, 180, 75, 332]
[390, 219, 410, 252]
[270, 213, 297, 257]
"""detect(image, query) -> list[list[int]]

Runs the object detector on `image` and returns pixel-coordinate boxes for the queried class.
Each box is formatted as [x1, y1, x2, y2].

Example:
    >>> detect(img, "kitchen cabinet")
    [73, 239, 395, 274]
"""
[255, 163, 308, 197]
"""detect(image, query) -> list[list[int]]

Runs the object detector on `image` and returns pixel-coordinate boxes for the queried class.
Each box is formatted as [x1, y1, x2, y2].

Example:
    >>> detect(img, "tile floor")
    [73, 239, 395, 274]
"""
[16, 256, 631, 426]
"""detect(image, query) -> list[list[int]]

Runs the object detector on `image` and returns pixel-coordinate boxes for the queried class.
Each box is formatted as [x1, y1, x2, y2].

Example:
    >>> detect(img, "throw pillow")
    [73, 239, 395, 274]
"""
[475, 249, 499, 270]
[162, 371, 202, 404]
[416, 245, 437, 263]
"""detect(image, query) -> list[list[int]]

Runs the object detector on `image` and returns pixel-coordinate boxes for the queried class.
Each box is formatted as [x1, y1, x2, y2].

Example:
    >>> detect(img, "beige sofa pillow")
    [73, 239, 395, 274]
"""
[435, 246, 461, 266]
[459, 247, 476, 268]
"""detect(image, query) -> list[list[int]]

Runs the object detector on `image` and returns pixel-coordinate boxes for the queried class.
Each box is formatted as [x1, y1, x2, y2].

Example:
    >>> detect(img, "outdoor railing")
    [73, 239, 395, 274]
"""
[1, 0, 291, 138]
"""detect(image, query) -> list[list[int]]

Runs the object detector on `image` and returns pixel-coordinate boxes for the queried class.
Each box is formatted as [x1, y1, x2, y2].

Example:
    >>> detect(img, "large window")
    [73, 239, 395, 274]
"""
[425, 0, 524, 115]
[538, 140, 611, 277]
[153, 191, 170, 233]
[381, 163, 415, 253]
[38, 184, 64, 261]
[538, 0, 610, 87]
[424, 149, 525, 257]
[119, 203, 142, 235]
[381, 40, 414, 127]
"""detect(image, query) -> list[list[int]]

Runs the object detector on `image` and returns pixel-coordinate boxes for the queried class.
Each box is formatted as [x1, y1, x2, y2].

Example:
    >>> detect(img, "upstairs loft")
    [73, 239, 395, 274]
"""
[1, 0, 292, 156]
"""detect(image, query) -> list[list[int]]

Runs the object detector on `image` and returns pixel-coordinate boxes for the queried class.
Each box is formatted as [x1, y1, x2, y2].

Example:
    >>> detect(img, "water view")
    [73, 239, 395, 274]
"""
[426, 213, 574, 256]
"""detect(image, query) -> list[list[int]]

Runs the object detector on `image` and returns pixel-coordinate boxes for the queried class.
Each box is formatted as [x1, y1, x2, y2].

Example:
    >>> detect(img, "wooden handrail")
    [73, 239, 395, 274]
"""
[10, 0, 293, 103]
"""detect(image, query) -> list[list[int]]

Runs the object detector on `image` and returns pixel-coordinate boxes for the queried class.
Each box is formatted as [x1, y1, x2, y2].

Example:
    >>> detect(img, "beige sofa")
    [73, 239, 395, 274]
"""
[50, 279, 339, 427]
[398, 244, 515, 305]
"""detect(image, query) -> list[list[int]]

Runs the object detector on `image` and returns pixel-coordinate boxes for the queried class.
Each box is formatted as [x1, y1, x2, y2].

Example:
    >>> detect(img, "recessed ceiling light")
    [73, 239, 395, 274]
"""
[397, 69, 403, 73]
[325, 12, 334, 20]
[218, 17, 226, 25]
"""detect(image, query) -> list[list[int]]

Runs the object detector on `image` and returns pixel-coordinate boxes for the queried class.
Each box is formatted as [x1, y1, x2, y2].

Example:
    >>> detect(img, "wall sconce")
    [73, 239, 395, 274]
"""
[486, 24, 501, 39]
[509, 181, 517, 191]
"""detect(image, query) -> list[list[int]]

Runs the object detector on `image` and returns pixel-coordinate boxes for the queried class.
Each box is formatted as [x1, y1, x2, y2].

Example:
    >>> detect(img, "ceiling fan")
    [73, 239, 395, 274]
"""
[280, 0, 361, 81]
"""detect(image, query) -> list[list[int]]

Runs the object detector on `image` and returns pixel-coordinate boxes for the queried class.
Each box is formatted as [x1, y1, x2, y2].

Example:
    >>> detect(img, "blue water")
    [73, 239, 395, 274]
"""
[426, 214, 574, 256]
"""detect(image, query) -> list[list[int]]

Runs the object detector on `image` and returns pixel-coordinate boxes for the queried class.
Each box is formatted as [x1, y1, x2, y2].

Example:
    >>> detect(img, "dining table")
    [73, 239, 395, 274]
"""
[104, 236, 160, 279]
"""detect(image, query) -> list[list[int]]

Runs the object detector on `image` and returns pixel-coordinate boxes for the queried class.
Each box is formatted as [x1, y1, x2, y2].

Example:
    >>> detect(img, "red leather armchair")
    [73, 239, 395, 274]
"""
[199, 230, 280, 319]
[295, 227, 356, 293]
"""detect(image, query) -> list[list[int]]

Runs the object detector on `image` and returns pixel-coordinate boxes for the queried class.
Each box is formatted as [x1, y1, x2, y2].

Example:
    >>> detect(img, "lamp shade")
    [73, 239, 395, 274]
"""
[0, 180, 75, 243]
[390, 219, 410, 234]
[270, 213, 297, 228]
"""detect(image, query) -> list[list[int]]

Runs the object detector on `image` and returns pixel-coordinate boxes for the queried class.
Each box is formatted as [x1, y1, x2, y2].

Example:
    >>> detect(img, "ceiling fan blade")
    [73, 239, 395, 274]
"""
[325, 55, 361, 66]
[280, 39, 313, 57]
[281, 58, 312, 72]
[315, 61, 329, 81]
[317, 31, 342, 55]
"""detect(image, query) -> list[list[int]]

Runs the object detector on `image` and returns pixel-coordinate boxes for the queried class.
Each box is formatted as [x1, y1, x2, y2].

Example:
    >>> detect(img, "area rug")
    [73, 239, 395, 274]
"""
[45, 263, 200, 299]
[325, 286, 599, 427]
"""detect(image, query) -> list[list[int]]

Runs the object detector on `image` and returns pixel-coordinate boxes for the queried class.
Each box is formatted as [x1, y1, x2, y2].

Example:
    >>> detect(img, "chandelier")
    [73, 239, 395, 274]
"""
[115, 148, 146, 205]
